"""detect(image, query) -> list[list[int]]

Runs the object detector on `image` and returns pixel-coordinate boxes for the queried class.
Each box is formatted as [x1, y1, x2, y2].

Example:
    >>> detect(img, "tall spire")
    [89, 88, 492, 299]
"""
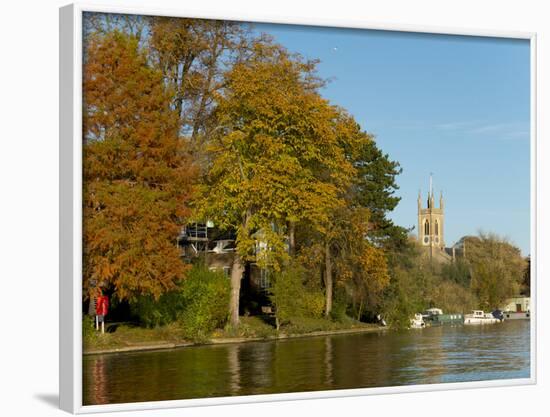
[428, 173, 435, 209]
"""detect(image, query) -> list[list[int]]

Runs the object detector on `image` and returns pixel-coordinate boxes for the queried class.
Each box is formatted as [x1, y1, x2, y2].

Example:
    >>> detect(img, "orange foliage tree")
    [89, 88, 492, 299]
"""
[82, 31, 197, 302]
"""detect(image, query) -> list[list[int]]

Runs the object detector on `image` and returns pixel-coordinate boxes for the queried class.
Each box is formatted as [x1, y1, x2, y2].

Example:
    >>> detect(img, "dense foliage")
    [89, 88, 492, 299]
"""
[131, 264, 230, 340]
[463, 234, 526, 310]
[82, 14, 528, 335]
[269, 264, 325, 329]
[130, 291, 185, 328]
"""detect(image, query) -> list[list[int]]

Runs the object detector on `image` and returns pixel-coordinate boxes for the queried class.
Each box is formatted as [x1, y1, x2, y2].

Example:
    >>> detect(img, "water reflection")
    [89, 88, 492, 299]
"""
[83, 320, 530, 405]
[87, 355, 108, 405]
[324, 336, 333, 386]
[227, 344, 240, 395]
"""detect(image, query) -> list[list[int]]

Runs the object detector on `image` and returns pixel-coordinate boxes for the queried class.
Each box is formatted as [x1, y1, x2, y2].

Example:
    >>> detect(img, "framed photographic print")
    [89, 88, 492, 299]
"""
[60, 2, 536, 413]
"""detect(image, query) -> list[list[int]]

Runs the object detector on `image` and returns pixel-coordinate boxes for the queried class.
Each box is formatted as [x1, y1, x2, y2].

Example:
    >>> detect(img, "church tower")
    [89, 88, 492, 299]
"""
[417, 175, 445, 250]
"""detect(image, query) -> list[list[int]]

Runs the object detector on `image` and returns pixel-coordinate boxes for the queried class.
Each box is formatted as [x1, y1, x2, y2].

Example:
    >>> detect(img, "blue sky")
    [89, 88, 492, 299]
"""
[253, 23, 531, 255]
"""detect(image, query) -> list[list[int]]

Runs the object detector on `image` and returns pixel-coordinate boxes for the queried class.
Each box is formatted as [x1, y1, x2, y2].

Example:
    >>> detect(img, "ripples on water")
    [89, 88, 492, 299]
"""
[83, 320, 530, 405]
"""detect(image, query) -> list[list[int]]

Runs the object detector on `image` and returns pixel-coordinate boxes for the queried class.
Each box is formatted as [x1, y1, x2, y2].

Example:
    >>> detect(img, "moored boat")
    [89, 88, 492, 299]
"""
[422, 308, 464, 326]
[464, 310, 501, 325]
[410, 313, 426, 329]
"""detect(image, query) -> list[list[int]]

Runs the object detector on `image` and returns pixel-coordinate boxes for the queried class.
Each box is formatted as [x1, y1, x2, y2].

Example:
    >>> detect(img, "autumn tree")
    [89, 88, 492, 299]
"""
[83, 12, 148, 41]
[285, 109, 399, 318]
[83, 31, 196, 302]
[521, 256, 531, 296]
[334, 208, 391, 320]
[148, 18, 250, 159]
[315, 114, 402, 317]
[464, 233, 526, 310]
[197, 41, 355, 327]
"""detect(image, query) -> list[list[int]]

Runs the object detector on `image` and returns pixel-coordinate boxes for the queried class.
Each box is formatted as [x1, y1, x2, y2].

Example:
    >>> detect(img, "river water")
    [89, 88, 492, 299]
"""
[83, 320, 530, 405]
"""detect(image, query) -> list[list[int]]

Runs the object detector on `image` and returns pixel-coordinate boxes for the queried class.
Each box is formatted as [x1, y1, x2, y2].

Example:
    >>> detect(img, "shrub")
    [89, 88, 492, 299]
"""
[177, 265, 231, 342]
[330, 287, 350, 323]
[130, 290, 185, 328]
[129, 264, 230, 341]
[82, 315, 97, 344]
[270, 264, 325, 328]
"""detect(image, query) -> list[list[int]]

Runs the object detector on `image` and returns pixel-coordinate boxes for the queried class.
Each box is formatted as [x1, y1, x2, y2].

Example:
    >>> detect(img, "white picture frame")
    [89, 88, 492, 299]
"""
[60, 2, 537, 413]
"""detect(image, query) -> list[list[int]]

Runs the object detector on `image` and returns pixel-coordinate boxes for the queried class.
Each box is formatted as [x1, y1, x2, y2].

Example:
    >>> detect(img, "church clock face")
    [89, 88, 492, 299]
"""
[435, 237, 440, 244]
[423, 236, 429, 244]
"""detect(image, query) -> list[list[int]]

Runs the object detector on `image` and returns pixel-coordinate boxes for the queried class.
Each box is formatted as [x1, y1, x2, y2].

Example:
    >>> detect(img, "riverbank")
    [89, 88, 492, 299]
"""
[83, 316, 386, 355]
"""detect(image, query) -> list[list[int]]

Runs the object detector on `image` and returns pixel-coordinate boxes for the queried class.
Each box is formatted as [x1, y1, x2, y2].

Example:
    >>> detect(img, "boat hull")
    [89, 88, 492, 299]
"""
[425, 313, 464, 326]
[503, 311, 530, 320]
[464, 316, 500, 325]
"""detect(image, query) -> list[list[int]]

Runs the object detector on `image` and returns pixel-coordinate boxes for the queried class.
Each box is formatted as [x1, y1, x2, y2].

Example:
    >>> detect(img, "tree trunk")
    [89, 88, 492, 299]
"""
[324, 241, 333, 318]
[357, 299, 364, 321]
[229, 255, 245, 328]
[229, 211, 251, 328]
[288, 221, 296, 257]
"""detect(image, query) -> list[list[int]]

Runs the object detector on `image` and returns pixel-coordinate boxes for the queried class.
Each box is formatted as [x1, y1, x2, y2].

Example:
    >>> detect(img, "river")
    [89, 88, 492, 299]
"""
[83, 320, 530, 405]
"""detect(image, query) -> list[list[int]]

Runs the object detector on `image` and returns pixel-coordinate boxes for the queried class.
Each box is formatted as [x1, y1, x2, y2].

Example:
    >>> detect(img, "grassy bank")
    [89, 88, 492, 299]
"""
[83, 316, 382, 355]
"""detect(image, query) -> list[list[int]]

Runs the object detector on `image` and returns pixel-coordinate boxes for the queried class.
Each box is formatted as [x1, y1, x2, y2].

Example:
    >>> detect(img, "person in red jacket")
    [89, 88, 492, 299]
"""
[95, 291, 109, 333]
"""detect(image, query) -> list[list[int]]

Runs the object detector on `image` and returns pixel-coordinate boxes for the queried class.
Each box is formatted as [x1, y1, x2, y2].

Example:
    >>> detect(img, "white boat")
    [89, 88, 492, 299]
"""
[424, 307, 443, 317]
[410, 313, 426, 328]
[464, 310, 500, 325]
